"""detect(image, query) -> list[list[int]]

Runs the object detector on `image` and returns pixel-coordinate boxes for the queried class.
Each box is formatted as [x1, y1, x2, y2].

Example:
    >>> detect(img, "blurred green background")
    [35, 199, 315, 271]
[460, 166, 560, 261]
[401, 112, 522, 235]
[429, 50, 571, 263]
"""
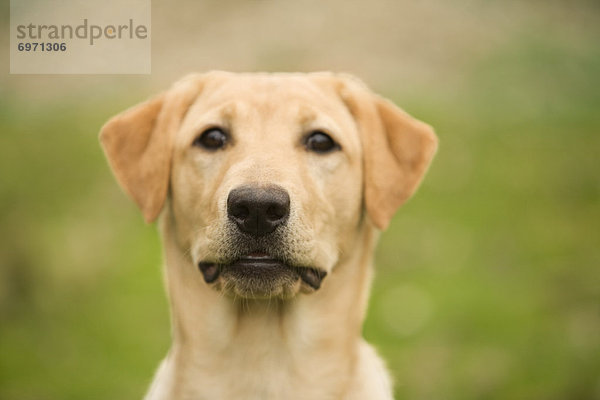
[1, 1, 599, 399]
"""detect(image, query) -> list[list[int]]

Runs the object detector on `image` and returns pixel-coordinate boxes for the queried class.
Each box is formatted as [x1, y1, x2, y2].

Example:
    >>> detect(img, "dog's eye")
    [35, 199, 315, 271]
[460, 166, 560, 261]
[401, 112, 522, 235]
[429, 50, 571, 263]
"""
[193, 128, 228, 150]
[305, 131, 339, 154]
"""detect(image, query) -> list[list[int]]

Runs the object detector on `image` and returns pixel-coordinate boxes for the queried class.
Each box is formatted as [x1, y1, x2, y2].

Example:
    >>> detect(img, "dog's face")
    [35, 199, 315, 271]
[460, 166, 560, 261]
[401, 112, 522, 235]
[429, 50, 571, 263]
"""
[100, 71, 437, 300]
[169, 74, 364, 298]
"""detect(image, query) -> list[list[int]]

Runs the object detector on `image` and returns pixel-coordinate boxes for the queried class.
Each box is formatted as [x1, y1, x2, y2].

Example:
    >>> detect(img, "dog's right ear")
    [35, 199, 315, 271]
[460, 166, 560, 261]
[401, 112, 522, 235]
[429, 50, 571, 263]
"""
[99, 75, 204, 222]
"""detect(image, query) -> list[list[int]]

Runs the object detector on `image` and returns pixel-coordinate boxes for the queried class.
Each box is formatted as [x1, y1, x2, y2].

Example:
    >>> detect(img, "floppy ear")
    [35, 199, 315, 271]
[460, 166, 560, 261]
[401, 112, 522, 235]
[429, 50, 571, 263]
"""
[99, 76, 203, 222]
[339, 76, 438, 230]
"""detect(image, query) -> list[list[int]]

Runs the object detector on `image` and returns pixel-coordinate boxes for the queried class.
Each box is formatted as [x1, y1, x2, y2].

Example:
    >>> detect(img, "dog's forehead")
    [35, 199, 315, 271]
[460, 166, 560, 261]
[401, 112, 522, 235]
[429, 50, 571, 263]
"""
[193, 73, 343, 114]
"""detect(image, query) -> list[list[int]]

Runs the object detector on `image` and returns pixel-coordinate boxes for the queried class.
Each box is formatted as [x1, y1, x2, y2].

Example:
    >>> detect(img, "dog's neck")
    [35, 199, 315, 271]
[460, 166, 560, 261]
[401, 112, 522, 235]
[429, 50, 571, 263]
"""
[154, 216, 379, 399]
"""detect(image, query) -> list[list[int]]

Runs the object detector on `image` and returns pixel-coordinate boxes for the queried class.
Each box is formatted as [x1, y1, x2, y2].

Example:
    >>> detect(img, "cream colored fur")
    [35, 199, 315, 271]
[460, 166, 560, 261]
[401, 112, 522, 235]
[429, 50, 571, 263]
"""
[100, 71, 437, 400]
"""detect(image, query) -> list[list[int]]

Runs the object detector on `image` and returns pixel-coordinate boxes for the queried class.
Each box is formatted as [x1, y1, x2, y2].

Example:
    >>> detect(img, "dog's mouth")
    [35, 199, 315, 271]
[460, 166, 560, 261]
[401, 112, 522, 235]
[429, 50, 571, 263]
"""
[198, 252, 326, 298]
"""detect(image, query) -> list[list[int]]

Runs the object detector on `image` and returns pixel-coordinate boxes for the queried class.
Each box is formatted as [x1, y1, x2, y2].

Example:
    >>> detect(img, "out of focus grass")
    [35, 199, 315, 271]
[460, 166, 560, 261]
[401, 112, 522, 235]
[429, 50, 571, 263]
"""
[365, 37, 600, 400]
[0, 95, 169, 399]
[1, 29, 599, 400]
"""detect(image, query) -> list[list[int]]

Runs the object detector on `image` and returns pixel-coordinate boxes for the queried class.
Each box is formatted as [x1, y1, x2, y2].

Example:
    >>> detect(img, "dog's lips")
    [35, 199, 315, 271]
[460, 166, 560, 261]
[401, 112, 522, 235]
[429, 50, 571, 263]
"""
[296, 267, 327, 290]
[198, 262, 220, 283]
[229, 256, 289, 275]
[197, 254, 327, 290]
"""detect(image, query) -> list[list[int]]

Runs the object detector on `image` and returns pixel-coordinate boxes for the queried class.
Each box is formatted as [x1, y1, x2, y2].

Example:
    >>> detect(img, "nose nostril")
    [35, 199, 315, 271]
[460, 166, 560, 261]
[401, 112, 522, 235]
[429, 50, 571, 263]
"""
[266, 205, 286, 221]
[231, 204, 250, 220]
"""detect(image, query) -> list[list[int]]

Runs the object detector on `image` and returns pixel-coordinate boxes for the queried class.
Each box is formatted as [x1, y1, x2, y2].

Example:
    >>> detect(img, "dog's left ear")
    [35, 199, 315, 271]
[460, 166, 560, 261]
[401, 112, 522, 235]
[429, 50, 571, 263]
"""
[100, 75, 204, 222]
[335, 75, 438, 230]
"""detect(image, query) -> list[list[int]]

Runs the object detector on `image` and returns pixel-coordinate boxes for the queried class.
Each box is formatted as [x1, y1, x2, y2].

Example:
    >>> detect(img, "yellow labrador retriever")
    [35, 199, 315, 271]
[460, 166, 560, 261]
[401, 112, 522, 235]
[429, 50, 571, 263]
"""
[100, 71, 437, 400]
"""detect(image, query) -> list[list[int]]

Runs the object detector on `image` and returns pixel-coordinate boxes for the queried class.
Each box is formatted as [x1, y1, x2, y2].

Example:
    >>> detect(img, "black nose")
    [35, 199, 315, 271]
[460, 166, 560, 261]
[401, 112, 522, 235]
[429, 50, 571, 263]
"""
[227, 185, 290, 236]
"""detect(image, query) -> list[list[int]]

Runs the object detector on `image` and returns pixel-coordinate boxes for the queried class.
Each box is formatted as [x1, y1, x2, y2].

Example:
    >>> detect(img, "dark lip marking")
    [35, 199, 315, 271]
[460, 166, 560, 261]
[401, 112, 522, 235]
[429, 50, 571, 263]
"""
[197, 254, 327, 290]
[198, 262, 220, 283]
[297, 267, 327, 290]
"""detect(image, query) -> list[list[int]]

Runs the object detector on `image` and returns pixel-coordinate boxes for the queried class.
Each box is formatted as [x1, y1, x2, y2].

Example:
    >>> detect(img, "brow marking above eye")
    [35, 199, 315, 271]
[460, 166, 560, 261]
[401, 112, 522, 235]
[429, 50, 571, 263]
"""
[297, 106, 318, 126]
[219, 103, 237, 121]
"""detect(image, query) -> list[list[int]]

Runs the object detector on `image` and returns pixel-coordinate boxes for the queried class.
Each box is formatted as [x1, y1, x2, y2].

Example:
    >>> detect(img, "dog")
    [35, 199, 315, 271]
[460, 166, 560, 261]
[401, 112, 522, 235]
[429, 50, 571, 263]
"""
[100, 71, 437, 400]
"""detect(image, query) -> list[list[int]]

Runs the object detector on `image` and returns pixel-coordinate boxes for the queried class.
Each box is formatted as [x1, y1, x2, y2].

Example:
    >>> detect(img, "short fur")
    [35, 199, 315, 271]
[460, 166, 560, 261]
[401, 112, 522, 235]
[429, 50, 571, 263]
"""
[100, 71, 437, 400]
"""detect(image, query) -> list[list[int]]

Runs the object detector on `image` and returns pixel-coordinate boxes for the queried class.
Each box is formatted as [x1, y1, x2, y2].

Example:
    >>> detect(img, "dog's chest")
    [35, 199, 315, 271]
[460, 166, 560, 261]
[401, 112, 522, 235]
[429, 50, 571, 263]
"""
[165, 319, 349, 400]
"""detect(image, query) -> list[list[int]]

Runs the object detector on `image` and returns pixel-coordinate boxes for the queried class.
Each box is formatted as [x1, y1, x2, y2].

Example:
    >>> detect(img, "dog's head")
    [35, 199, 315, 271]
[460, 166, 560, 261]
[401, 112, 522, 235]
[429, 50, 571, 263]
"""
[100, 72, 437, 299]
